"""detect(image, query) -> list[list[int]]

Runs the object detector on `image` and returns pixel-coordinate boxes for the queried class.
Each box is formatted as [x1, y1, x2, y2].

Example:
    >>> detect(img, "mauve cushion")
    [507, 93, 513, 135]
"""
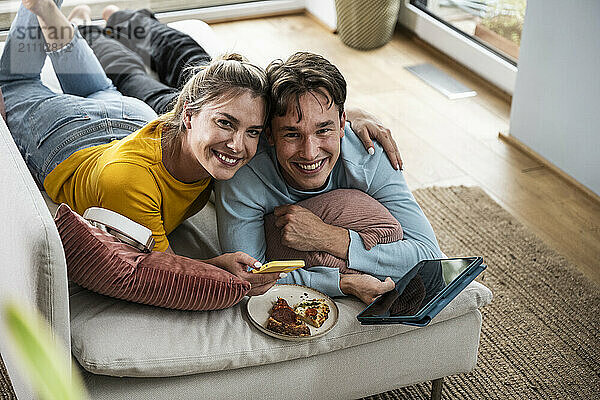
[264, 189, 403, 273]
[54, 204, 250, 310]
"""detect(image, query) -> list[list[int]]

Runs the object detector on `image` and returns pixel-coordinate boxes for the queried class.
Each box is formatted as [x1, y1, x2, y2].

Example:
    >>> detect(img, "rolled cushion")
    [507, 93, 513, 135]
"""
[54, 204, 250, 310]
[264, 189, 403, 273]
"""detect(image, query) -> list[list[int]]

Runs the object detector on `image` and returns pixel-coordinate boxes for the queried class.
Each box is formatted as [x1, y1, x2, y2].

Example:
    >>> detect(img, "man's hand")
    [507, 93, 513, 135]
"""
[274, 204, 349, 259]
[206, 252, 281, 296]
[340, 273, 396, 304]
[346, 106, 402, 170]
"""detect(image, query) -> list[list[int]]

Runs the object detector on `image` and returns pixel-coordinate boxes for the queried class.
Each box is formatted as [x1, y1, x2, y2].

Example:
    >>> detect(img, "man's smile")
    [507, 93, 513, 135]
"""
[292, 158, 327, 174]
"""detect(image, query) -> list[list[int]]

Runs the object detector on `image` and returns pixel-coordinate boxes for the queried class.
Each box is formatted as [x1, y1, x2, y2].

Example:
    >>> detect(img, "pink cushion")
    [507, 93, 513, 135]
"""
[264, 189, 403, 273]
[54, 204, 250, 310]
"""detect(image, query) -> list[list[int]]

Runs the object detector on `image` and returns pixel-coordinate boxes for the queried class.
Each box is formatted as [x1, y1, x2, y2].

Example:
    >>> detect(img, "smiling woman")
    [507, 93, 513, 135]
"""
[164, 87, 265, 182]
[159, 55, 267, 183]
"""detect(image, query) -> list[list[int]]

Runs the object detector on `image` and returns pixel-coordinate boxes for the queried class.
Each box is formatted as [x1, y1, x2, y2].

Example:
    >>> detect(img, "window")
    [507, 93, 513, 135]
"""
[0, 0, 260, 31]
[410, 0, 527, 65]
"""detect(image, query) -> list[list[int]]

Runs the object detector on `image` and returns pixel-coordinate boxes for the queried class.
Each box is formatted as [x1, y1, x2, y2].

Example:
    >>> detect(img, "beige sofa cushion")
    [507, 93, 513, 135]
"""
[70, 280, 491, 377]
[77, 311, 483, 400]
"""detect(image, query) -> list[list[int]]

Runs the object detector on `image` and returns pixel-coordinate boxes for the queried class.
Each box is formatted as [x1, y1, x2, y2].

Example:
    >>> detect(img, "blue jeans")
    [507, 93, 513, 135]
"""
[0, 0, 157, 186]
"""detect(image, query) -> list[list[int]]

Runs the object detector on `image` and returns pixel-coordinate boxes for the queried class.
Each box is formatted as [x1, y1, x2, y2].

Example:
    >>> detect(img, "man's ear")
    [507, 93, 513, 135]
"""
[266, 126, 275, 146]
[339, 111, 346, 138]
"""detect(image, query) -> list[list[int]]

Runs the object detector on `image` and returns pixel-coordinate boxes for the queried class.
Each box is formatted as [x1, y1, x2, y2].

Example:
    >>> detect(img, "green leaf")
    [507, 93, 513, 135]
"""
[3, 301, 87, 400]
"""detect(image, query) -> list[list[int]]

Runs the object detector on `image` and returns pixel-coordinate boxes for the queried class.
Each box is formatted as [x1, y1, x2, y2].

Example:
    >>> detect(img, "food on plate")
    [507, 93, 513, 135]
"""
[265, 298, 310, 337]
[294, 299, 330, 328]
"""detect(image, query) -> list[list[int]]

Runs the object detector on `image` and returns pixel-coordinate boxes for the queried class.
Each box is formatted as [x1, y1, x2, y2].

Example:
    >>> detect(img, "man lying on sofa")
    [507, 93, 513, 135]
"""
[215, 52, 444, 304]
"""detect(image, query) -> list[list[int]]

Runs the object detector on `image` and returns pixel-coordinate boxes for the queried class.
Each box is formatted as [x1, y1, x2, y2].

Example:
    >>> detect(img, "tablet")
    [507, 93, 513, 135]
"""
[356, 257, 486, 327]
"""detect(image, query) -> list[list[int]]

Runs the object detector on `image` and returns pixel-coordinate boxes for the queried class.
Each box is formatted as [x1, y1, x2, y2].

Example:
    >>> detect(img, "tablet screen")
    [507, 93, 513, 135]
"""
[360, 257, 478, 319]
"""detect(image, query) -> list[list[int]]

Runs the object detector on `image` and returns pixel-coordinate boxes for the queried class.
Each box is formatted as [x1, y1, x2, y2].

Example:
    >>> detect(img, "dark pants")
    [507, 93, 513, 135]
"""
[79, 9, 212, 114]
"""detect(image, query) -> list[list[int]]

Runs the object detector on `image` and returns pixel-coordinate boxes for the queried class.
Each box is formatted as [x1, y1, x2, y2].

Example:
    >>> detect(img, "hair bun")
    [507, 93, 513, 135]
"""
[218, 52, 247, 62]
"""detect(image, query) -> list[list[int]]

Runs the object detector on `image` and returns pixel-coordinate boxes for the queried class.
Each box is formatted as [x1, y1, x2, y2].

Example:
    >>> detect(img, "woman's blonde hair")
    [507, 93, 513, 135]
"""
[159, 53, 269, 147]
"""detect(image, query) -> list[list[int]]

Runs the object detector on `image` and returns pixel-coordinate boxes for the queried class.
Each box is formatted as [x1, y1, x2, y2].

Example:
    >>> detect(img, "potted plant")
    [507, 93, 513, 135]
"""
[2, 301, 86, 400]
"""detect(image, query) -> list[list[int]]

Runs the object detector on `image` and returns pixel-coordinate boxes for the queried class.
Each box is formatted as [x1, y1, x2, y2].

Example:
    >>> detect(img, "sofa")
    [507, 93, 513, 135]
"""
[0, 20, 492, 400]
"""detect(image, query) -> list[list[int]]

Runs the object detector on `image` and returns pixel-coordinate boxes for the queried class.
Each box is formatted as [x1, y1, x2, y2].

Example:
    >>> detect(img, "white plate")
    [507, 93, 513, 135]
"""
[245, 284, 339, 341]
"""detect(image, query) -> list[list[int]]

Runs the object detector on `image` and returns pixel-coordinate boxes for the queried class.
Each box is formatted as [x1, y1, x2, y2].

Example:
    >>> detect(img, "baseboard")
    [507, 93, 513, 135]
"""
[498, 132, 600, 204]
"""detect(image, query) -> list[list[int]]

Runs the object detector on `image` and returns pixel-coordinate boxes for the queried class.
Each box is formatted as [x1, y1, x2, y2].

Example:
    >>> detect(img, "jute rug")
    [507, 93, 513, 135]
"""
[1, 186, 598, 399]
[365, 186, 600, 399]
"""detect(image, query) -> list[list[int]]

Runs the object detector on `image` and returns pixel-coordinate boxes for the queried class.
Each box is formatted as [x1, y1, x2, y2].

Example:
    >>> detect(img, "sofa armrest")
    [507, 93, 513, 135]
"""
[0, 117, 71, 397]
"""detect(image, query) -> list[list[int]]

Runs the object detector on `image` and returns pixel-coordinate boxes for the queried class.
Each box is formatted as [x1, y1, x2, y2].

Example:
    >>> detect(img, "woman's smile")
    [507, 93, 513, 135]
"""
[213, 149, 243, 167]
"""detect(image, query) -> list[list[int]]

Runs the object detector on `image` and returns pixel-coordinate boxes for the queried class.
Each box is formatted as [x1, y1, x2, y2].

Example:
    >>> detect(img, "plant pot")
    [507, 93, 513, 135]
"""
[335, 0, 401, 50]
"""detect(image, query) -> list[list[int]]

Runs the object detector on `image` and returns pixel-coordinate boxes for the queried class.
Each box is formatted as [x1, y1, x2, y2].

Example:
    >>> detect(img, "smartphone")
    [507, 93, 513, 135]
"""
[252, 260, 305, 274]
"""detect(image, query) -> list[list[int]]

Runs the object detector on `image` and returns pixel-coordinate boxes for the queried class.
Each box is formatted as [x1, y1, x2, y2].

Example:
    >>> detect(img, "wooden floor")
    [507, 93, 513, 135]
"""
[210, 13, 600, 285]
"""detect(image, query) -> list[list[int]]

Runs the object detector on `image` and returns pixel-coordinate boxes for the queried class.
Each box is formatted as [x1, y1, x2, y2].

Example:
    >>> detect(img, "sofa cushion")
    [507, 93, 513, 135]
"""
[69, 280, 492, 377]
[55, 204, 250, 311]
[76, 311, 484, 400]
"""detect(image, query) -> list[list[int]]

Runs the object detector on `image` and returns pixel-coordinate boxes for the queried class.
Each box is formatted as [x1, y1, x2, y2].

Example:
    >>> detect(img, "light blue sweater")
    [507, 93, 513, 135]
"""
[215, 124, 443, 297]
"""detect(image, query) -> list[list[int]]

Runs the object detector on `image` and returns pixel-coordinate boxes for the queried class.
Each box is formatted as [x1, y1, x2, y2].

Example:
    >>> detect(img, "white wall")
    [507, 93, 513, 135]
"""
[305, 0, 336, 31]
[509, 0, 600, 196]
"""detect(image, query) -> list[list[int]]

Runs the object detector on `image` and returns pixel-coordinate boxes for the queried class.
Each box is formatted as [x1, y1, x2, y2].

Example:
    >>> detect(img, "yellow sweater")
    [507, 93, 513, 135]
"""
[44, 118, 212, 251]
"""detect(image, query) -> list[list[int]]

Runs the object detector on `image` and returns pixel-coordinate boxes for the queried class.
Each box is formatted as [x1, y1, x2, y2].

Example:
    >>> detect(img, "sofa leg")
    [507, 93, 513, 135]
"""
[431, 377, 443, 400]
